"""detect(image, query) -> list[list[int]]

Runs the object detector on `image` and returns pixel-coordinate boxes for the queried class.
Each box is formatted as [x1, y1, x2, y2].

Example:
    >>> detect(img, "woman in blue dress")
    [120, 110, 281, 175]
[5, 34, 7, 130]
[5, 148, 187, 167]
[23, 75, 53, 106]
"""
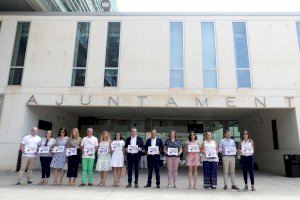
[50, 127, 68, 185]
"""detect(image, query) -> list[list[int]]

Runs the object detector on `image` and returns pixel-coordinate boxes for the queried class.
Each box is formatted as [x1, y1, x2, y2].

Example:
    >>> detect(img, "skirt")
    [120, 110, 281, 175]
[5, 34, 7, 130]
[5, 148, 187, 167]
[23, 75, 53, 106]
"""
[95, 154, 112, 172]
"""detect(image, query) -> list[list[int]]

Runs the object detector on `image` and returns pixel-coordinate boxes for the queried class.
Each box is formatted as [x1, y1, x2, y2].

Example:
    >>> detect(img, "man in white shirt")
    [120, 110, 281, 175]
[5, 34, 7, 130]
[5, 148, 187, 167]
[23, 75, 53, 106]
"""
[79, 128, 98, 186]
[17, 127, 41, 186]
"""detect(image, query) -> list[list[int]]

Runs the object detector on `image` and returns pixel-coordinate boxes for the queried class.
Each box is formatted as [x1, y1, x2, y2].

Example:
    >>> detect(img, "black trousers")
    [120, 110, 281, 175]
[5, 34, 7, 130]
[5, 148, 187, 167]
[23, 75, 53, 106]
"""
[241, 155, 254, 185]
[40, 157, 52, 179]
[127, 154, 141, 184]
[147, 155, 160, 185]
[67, 151, 80, 178]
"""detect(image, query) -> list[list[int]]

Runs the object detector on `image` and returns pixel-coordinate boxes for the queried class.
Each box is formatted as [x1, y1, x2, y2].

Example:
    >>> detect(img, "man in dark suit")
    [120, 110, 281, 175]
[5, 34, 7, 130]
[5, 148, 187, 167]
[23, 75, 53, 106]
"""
[125, 127, 144, 188]
[144, 129, 163, 188]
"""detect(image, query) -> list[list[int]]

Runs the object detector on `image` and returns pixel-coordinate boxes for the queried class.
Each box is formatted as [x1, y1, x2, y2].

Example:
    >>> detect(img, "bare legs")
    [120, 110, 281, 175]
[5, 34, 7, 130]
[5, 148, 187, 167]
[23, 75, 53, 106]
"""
[112, 167, 122, 187]
[52, 169, 64, 185]
[99, 171, 108, 187]
[188, 166, 198, 189]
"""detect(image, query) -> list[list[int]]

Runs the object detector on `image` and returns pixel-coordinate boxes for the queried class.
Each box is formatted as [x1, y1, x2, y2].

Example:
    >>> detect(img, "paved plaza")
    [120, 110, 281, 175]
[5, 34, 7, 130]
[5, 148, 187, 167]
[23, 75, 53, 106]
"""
[0, 167, 299, 200]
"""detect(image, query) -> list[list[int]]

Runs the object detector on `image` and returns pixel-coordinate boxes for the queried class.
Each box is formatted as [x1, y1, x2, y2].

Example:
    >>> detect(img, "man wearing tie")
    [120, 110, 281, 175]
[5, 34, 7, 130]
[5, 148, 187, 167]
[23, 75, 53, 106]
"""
[144, 129, 163, 188]
[125, 127, 144, 188]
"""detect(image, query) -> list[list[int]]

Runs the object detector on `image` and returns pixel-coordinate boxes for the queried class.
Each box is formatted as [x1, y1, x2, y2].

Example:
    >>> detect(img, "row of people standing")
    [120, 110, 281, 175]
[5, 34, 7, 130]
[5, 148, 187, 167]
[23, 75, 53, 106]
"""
[17, 127, 255, 191]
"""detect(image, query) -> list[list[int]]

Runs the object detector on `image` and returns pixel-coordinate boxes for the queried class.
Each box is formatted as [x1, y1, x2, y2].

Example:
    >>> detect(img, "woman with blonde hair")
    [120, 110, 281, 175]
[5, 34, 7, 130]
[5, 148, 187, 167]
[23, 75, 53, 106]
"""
[200, 132, 219, 189]
[67, 128, 81, 186]
[95, 131, 112, 187]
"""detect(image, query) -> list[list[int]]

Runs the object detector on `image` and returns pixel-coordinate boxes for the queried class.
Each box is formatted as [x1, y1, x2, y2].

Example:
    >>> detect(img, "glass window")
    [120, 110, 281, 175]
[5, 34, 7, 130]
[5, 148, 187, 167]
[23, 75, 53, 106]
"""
[71, 69, 86, 87]
[11, 22, 30, 67]
[201, 22, 217, 88]
[169, 22, 184, 88]
[236, 69, 251, 88]
[203, 69, 217, 88]
[170, 69, 184, 88]
[8, 22, 30, 85]
[296, 22, 300, 51]
[233, 22, 251, 88]
[201, 22, 216, 69]
[104, 69, 118, 87]
[73, 22, 90, 67]
[104, 22, 121, 87]
[233, 22, 249, 68]
[72, 22, 90, 86]
[105, 22, 121, 68]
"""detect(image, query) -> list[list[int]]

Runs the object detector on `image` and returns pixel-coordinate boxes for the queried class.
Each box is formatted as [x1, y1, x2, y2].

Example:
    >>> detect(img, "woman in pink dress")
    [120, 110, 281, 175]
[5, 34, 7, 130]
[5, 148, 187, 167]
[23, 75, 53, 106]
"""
[185, 131, 201, 189]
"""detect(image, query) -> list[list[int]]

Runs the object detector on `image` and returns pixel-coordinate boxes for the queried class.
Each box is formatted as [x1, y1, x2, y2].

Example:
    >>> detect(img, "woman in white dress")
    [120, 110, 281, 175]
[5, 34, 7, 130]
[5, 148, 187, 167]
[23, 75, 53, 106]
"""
[110, 132, 125, 187]
[95, 131, 112, 187]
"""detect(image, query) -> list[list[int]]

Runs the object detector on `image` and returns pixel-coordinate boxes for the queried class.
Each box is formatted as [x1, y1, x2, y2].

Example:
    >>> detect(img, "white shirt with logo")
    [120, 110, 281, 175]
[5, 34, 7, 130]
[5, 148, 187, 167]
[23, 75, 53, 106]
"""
[81, 136, 98, 159]
[21, 134, 42, 158]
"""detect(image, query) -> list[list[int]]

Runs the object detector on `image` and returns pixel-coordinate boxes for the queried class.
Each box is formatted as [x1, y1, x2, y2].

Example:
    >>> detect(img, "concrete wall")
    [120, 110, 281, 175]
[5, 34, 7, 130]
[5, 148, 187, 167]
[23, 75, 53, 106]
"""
[239, 108, 300, 175]
[0, 94, 77, 171]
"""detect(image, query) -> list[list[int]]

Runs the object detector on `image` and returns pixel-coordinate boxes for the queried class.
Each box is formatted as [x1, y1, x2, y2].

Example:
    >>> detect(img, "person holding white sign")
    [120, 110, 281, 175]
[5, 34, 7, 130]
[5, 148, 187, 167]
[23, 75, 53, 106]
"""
[200, 132, 219, 189]
[50, 127, 68, 185]
[95, 131, 112, 187]
[164, 130, 182, 188]
[125, 127, 144, 188]
[16, 127, 41, 186]
[144, 129, 163, 188]
[110, 132, 125, 187]
[185, 131, 200, 189]
[38, 130, 56, 185]
[219, 131, 239, 190]
[79, 128, 98, 186]
[66, 128, 81, 186]
[238, 130, 256, 191]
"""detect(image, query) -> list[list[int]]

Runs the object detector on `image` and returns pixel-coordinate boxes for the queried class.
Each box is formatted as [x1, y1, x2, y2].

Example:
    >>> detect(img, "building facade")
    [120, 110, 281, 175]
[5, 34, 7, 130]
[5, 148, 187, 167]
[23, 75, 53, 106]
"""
[0, 13, 300, 174]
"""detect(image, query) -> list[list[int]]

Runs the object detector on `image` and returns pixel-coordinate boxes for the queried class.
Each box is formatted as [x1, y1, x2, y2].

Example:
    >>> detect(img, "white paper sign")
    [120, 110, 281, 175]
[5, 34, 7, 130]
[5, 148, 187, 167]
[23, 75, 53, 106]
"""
[24, 146, 37, 154]
[148, 146, 159, 155]
[167, 147, 178, 156]
[38, 146, 50, 154]
[84, 147, 95, 155]
[128, 145, 138, 154]
[53, 146, 65, 153]
[241, 146, 254, 155]
[206, 147, 217, 158]
[111, 141, 122, 151]
[188, 144, 199, 153]
[224, 147, 237, 156]
[66, 148, 77, 156]
[98, 146, 109, 155]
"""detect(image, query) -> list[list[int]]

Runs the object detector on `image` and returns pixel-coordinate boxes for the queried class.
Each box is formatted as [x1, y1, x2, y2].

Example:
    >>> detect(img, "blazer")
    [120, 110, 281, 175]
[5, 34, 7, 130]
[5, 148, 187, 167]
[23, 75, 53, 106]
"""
[125, 136, 144, 158]
[144, 137, 163, 156]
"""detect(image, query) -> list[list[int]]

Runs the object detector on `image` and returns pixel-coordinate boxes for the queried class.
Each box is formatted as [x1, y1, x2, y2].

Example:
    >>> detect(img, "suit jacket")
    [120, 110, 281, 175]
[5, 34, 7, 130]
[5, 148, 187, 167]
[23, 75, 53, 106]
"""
[144, 137, 163, 157]
[125, 136, 144, 158]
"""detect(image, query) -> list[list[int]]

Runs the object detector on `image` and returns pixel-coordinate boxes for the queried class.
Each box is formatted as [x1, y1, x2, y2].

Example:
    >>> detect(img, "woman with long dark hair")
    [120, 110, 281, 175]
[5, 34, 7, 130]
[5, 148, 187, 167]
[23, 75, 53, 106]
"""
[50, 127, 68, 185]
[110, 132, 125, 187]
[238, 130, 256, 191]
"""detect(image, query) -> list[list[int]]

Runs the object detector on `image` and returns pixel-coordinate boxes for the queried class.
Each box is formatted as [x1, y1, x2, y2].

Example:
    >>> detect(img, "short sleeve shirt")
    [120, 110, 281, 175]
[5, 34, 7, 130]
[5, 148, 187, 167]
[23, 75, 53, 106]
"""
[81, 136, 98, 159]
[21, 134, 42, 158]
